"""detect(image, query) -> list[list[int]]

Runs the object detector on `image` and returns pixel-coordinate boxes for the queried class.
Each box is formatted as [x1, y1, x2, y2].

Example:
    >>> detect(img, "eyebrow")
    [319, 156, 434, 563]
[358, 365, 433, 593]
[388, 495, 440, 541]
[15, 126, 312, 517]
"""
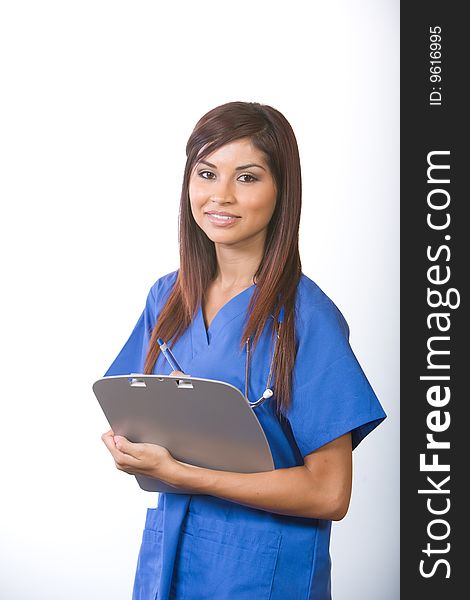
[198, 159, 267, 172]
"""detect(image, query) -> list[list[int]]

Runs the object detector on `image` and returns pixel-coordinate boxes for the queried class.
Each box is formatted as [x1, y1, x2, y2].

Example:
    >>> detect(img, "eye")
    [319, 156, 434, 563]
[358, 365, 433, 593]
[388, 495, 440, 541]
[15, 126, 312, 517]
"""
[198, 170, 216, 180]
[238, 174, 258, 183]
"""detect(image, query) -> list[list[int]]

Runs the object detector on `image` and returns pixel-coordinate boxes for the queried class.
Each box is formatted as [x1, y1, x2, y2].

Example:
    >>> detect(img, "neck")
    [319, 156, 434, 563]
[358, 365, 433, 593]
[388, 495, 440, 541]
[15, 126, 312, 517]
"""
[213, 234, 265, 289]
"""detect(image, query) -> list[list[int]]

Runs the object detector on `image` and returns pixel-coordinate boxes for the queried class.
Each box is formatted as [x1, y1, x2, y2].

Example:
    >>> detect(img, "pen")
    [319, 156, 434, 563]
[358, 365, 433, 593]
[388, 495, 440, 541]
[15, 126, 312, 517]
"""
[157, 337, 184, 373]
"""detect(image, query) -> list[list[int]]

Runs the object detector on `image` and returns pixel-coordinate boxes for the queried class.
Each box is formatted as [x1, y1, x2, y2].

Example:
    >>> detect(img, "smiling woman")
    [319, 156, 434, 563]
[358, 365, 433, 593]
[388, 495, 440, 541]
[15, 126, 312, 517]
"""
[101, 101, 386, 600]
[189, 140, 277, 249]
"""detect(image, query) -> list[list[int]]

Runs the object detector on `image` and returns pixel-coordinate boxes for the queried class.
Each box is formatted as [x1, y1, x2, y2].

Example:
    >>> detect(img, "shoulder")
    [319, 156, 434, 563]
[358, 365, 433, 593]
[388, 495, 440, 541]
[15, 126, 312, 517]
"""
[141, 270, 179, 320]
[295, 273, 350, 341]
[148, 269, 179, 300]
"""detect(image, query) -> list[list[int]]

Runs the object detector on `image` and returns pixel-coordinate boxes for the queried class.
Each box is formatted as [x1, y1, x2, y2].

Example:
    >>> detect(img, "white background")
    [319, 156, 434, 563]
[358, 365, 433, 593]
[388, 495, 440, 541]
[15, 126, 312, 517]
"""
[0, 1, 399, 598]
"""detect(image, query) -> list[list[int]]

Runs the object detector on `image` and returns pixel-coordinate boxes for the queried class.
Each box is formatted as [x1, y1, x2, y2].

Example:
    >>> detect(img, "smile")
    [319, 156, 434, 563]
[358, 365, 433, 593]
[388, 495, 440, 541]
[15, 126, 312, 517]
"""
[205, 213, 240, 227]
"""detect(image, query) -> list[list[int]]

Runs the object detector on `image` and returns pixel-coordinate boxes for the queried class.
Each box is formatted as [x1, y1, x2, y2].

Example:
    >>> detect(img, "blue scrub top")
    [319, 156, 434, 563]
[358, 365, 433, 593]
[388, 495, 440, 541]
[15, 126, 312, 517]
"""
[105, 270, 386, 600]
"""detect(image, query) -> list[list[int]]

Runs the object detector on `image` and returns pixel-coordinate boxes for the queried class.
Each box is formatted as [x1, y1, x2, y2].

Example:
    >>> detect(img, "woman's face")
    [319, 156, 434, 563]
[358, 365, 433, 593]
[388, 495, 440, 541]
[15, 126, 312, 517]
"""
[189, 138, 277, 249]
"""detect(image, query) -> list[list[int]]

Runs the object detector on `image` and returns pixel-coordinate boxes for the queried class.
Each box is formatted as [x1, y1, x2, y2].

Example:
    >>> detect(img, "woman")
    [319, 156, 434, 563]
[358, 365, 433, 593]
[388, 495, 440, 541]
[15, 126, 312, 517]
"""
[101, 101, 386, 599]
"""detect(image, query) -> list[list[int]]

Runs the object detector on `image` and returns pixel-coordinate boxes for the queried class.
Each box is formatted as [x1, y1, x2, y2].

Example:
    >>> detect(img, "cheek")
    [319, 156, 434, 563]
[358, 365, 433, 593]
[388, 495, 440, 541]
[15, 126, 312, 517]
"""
[247, 192, 277, 221]
[188, 183, 204, 213]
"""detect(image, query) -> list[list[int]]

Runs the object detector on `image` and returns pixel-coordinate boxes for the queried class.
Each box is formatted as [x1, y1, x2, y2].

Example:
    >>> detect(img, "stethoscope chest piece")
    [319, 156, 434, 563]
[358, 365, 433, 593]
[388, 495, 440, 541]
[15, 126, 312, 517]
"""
[244, 306, 283, 409]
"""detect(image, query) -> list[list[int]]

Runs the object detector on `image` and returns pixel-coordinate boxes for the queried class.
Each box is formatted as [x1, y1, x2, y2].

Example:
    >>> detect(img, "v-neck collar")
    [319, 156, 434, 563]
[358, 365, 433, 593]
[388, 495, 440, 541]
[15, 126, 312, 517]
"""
[194, 283, 256, 348]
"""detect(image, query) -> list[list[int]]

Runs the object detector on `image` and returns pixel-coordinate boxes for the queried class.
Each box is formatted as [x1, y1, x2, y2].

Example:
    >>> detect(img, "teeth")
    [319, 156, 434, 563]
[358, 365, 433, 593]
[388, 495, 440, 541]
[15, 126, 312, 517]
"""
[209, 214, 235, 220]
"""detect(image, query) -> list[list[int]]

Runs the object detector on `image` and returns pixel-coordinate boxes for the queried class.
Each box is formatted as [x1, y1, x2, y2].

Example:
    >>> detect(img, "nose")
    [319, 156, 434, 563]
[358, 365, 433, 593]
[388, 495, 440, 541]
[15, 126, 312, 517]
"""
[210, 177, 235, 204]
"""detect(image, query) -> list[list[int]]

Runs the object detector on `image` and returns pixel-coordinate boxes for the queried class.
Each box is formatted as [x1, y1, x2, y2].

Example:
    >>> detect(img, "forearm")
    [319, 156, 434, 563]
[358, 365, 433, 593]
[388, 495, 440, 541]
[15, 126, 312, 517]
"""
[160, 459, 344, 520]
[103, 430, 351, 519]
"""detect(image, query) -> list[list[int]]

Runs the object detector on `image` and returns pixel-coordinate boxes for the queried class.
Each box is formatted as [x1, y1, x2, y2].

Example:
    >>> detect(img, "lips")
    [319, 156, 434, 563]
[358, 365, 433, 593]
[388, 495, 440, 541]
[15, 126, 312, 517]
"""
[204, 211, 241, 227]
[205, 211, 240, 218]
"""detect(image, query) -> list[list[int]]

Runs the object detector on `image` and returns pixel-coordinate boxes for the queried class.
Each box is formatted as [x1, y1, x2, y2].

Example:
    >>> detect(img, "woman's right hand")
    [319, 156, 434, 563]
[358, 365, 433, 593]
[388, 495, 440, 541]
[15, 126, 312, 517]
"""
[170, 370, 190, 377]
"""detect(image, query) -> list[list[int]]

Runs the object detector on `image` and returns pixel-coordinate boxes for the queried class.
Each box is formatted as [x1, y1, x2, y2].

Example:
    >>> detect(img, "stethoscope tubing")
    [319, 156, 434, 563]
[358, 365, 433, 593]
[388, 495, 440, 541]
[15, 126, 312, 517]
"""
[157, 306, 284, 409]
[245, 306, 284, 408]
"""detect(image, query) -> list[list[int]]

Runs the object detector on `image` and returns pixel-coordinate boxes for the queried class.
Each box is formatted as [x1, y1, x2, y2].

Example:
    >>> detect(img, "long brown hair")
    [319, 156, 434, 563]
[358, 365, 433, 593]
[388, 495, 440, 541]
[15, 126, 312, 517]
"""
[144, 101, 302, 416]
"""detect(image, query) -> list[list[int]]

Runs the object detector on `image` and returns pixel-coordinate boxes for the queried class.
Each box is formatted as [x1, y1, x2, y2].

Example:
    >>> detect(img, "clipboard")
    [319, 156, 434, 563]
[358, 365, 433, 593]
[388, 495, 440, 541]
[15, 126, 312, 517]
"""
[92, 374, 274, 493]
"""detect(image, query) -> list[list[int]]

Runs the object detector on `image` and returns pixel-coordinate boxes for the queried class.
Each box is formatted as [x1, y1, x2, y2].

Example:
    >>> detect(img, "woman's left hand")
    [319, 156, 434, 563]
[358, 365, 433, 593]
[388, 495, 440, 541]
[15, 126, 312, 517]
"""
[101, 429, 177, 482]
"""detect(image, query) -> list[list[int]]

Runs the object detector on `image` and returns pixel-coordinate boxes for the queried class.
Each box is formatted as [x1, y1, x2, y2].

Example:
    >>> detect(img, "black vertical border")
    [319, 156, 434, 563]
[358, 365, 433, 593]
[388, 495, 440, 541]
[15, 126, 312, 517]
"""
[401, 3, 466, 598]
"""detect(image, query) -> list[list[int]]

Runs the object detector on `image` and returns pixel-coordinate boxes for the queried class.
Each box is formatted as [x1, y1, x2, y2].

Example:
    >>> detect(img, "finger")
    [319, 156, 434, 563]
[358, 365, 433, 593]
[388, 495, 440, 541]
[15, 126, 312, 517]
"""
[114, 450, 140, 470]
[101, 431, 116, 454]
[102, 432, 133, 463]
[113, 435, 139, 457]
[101, 429, 114, 443]
[170, 370, 190, 377]
[108, 440, 140, 469]
[100, 431, 140, 473]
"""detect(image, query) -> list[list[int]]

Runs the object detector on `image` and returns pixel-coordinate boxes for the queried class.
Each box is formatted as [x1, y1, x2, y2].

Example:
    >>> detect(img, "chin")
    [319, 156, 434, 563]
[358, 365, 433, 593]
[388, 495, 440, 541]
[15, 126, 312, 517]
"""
[205, 232, 238, 244]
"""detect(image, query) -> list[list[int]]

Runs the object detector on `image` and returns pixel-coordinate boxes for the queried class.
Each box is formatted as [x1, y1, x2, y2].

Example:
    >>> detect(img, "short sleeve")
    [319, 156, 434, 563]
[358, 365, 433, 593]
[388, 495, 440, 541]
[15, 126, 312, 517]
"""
[103, 286, 157, 377]
[103, 271, 178, 377]
[285, 301, 386, 457]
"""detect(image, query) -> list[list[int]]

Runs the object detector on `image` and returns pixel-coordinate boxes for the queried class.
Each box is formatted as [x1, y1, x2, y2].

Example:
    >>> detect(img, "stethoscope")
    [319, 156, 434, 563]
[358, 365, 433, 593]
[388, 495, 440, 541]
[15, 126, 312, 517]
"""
[244, 305, 284, 408]
[157, 305, 284, 409]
